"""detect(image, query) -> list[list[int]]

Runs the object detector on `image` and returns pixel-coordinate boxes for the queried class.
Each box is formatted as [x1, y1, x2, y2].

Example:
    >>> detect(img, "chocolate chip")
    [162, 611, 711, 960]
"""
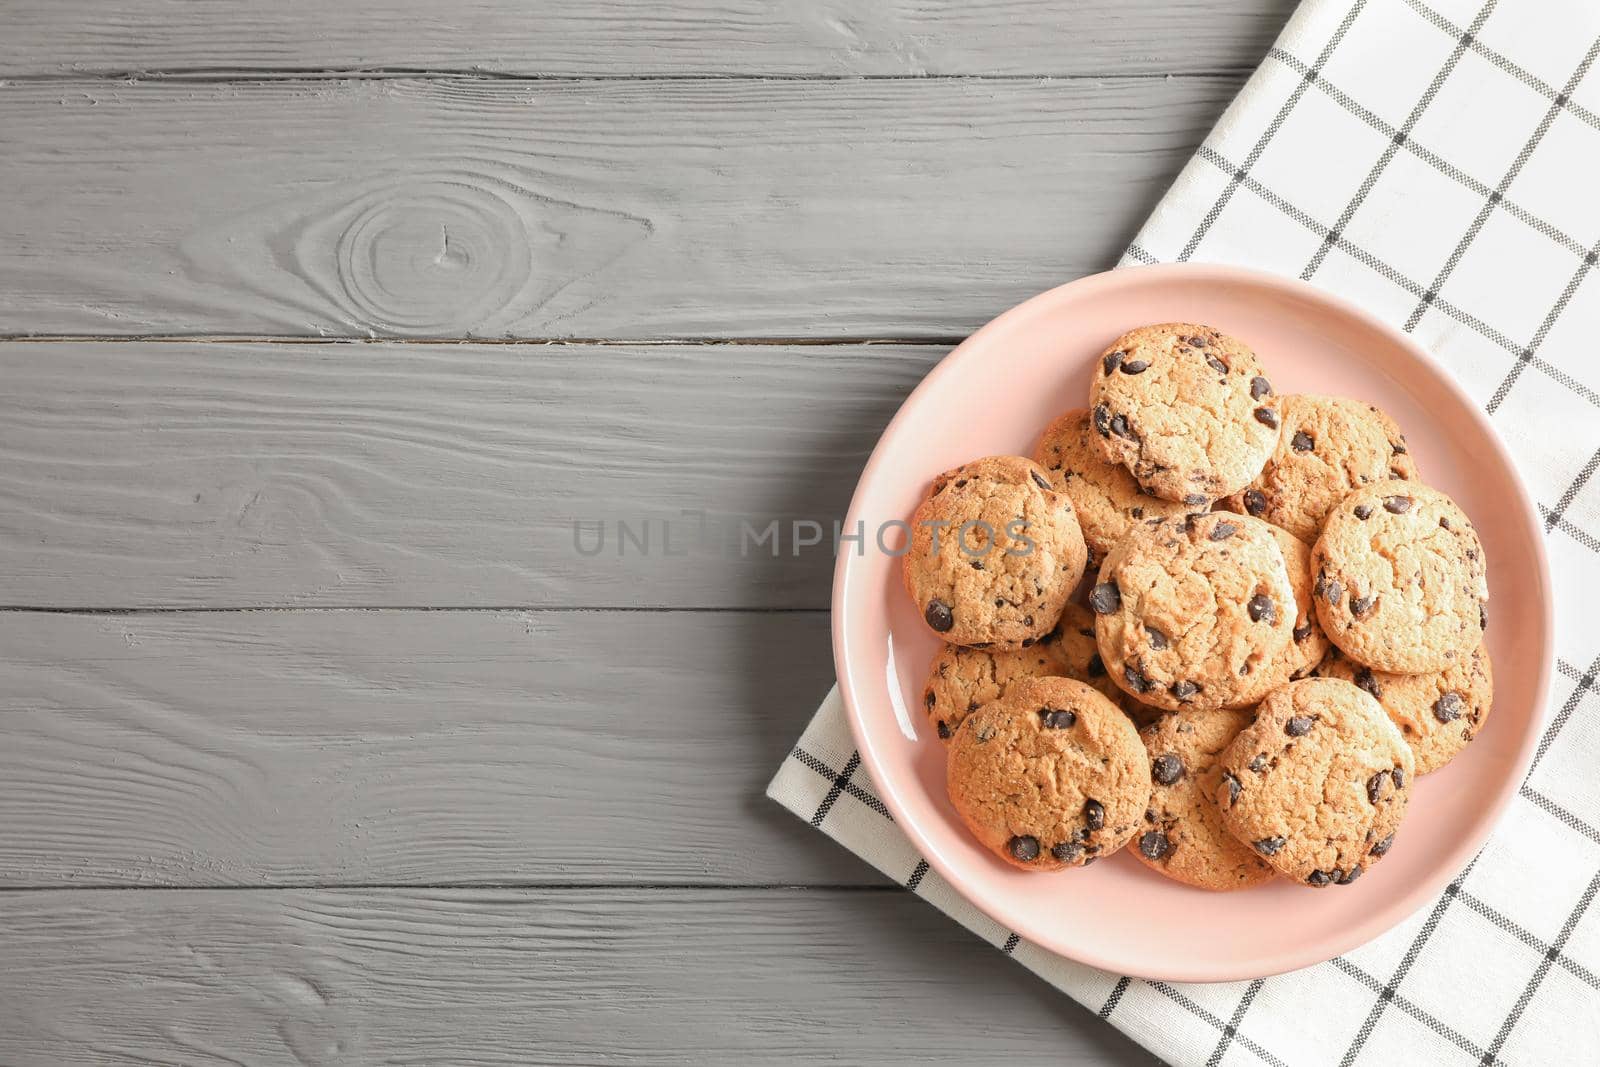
[1120, 359, 1150, 375]
[1316, 572, 1342, 607]
[1110, 413, 1136, 439]
[1152, 754, 1185, 785]
[1086, 653, 1106, 678]
[1293, 622, 1313, 643]
[1139, 831, 1171, 860]
[1253, 406, 1278, 429]
[1147, 626, 1169, 651]
[1370, 833, 1395, 857]
[1254, 836, 1286, 856]
[924, 600, 953, 632]
[1122, 663, 1150, 694]
[1338, 866, 1363, 885]
[1051, 841, 1083, 862]
[1391, 768, 1405, 790]
[1251, 377, 1273, 399]
[1183, 493, 1208, 507]
[1243, 489, 1267, 516]
[1291, 431, 1314, 452]
[1285, 715, 1314, 737]
[936, 720, 951, 739]
[1009, 835, 1040, 862]
[1248, 753, 1270, 773]
[1222, 772, 1242, 805]
[1088, 582, 1121, 614]
[1171, 679, 1201, 701]
[1383, 495, 1413, 514]
[969, 560, 983, 570]
[1350, 595, 1374, 618]
[1083, 799, 1106, 831]
[1206, 355, 1228, 373]
[1093, 403, 1111, 437]
[1030, 470, 1051, 491]
[1480, 602, 1488, 630]
[1440, 516, 1452, 530]
[1354, 503, 1374, 520]
[1210, 521, 1237, 541]
[1366, 771, 1389, 804]
[1039, 708, 1077, 729]
[1103, 351, 1124, 375]
[1247, 594, 1276, 624]
[924, 690, 936, 709]
[1306, 870, 1332, 887]
[1189, 336, 1209, 348]
[1355, 667, 1382, 699]
[1434, 691, 1465, 723]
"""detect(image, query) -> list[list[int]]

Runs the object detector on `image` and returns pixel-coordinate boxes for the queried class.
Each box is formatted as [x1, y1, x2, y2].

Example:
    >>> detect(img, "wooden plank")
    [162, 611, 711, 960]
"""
[0, 341, 942, 608]
[1, 0, 1292, 78]
[0, 76, 1238, 339]
[0, 886, 1161, 1066]
[0, 608, 880, 887]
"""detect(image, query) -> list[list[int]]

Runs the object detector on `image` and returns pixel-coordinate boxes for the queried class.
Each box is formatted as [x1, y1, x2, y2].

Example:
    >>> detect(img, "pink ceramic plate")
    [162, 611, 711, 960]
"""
[833, 263, 1553, 982]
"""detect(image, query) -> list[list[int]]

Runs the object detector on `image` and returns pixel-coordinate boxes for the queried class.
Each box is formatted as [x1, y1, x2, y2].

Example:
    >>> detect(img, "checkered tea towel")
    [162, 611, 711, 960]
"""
[768, 1, 1600, 1063]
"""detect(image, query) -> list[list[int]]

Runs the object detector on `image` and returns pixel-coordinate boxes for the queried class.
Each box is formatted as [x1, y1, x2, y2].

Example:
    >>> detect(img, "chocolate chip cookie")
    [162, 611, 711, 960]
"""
[946, 677, 1151, 871]
[1221, 395, 1419, 542]
[1089, 323, 1281, 502]
[1318, 643, 1493, 775]
[1234, 524, 1331, 704]
[1092, 512, 1295, 712]
[1032, 407, 1193, 567]
[1217, 678, 1414, 887]
[904, 455, 1089, 648]
[1311, 482, 1487, 673]
[922, 640, 1069, 744]
[1131, 708, 1277, 891]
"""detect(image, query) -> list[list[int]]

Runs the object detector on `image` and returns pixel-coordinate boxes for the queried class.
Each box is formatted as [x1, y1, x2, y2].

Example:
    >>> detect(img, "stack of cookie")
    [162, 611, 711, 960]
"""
[909, 323, 1491, 891]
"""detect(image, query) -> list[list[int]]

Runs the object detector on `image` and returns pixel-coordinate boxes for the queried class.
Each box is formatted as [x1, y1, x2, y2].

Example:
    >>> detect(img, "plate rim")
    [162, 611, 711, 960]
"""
[831, 261, 1555, 983]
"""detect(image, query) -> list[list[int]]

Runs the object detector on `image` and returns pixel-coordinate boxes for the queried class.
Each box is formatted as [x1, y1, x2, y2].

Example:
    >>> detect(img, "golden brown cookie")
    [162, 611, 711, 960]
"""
[1131, 708, 1277, 891]
[1233, 525, 1332, 704]
[1220, 395, 1419, 542]
[1088, 323, 1281, 502]
[1032, 407, 1193, 567]
[903, 455, 1088, 649]
[1311, 482, 1487, 673]
[1051, 601, 1129, 708]
[921, 640, 1069, 744]
[946, 677, 1151, 871]
[1216, 678, 1414, 887]
[1318, 643, 1493, 775]
[1091, 512, 1295, 712]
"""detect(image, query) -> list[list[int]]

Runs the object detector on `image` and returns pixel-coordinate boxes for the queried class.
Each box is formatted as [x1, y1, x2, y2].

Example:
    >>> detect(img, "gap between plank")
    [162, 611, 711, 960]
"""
[2, 67, 1251, 85]
[0, 334, 965, 347]
[0, 606, 830, 615]
[0, 882, 897, 893]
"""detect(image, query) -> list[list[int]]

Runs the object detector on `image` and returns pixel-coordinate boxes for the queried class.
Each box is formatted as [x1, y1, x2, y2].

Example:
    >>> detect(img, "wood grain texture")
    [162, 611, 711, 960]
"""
[0, 886, 1161, 1066]
[1, 0, 1292, 77]
[0, 341, 948, 608]
[0, 609, 875, 887]
[0, 76, 1238, 339]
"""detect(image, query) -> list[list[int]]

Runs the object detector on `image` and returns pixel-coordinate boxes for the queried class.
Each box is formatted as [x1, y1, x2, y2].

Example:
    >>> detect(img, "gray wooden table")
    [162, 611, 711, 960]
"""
[0, 2, 1293, 1062]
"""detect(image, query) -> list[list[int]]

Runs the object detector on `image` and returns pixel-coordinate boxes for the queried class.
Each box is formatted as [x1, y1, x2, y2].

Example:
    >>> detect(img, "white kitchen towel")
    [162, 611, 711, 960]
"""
[768, 1, 1600, 1063]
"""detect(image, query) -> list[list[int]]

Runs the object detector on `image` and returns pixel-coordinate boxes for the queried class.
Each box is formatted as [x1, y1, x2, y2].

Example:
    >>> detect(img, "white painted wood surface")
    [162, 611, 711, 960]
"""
[0, 1, 1293, 1062]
